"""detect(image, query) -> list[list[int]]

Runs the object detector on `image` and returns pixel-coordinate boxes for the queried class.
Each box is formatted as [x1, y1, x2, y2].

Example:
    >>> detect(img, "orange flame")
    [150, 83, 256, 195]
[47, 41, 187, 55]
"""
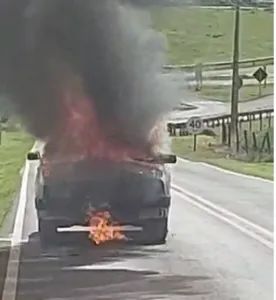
[86, 210, 126, 245]
[42, 93, 160, 177]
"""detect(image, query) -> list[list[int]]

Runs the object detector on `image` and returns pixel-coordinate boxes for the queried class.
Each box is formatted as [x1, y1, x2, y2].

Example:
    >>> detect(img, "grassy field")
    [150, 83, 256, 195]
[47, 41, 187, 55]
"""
[172, 118, 274, 180]
[199, 83, 274, 102]
[172, 135, 273, 180]
[150, 7, 273, 64]
[0, 131, 34, 229]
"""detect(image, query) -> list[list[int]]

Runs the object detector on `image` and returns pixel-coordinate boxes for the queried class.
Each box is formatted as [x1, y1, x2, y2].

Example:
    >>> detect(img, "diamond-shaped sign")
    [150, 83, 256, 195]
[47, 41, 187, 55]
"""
[253, 67, 268, 83]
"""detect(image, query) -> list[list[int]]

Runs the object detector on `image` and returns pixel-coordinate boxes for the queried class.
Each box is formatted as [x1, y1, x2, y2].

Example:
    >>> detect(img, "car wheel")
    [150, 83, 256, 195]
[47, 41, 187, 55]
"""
[138, 218, 168, 246]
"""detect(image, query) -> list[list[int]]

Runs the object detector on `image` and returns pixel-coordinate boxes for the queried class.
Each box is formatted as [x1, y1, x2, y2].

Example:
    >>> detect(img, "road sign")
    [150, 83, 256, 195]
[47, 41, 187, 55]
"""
[186, 116, 204, 134]
[253, 67, 268, 83]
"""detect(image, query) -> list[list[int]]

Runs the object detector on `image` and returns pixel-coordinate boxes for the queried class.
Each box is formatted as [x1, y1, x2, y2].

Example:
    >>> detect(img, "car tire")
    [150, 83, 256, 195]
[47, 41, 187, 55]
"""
[39, 219, 59, 247]
[138, 218, 168, 246]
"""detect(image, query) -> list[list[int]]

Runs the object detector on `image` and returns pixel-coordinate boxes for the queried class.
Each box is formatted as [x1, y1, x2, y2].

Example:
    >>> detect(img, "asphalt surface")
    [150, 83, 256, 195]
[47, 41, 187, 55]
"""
[173, 159, 273, 231]
[0, 158, 273, 300]
[169, 95, 274, 122]
[165, 65, 274, 87]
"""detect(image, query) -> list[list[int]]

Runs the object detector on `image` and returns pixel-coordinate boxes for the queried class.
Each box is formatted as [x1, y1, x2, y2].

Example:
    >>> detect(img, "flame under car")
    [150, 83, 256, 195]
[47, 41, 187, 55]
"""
[28, 152, 176, 246]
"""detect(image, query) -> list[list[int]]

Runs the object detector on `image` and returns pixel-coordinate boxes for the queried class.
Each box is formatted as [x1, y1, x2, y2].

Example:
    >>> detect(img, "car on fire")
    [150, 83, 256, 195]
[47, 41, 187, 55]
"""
[27, 151, 176, 246]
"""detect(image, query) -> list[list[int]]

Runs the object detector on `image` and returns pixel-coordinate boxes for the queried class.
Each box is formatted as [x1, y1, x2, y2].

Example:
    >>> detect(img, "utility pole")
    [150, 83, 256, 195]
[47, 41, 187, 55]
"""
[230, 0, 240, 153]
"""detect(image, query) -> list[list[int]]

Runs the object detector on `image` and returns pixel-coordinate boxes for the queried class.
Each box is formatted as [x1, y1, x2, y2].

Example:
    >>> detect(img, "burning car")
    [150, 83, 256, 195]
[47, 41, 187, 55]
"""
[2, 0, 179, 246]
[27, 150, 176, 246]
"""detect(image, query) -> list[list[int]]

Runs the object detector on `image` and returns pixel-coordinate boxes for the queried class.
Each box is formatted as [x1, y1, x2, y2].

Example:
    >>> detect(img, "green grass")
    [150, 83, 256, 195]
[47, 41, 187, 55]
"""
[172, 133, 273, 180]
[0, 131, 34, 228]
[240, 117, 274, 133]
[150, 7, 273, 64]
[199, 83, 274, 102]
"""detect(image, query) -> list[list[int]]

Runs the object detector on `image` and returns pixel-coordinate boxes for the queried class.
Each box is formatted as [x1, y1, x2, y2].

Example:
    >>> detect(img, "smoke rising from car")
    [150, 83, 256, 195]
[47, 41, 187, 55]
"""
[0, 0, 179, 153]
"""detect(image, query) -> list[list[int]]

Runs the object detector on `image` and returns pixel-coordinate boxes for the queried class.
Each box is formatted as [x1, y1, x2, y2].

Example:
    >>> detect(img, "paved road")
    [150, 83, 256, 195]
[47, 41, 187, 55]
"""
[173, 159, 273, 231]
[0, 158, 273, 300]
[169, 95, 274, 122]
[165, 65, 274, 87]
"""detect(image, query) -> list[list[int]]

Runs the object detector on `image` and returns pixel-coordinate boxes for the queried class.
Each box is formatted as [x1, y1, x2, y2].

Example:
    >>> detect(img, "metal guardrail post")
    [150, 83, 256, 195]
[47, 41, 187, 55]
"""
[243, 130, 249, 155]
[249, 115, 252, 131]
[259, 112, 263, 131]
[222, 123, 227, 144]
[227, 124, 231, 147]
[268, 114, 272, 128]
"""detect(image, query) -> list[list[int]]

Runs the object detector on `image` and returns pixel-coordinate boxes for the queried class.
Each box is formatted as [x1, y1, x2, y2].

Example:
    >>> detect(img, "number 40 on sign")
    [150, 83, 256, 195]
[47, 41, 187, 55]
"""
[186, 116, 204, 135]
[186, 116, 204, 151]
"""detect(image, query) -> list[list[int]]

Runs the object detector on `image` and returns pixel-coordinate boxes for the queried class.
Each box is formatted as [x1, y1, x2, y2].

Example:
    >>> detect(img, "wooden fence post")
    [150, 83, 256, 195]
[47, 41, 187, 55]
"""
[252, 132, 258, 152]
[260, 132, 268, 153]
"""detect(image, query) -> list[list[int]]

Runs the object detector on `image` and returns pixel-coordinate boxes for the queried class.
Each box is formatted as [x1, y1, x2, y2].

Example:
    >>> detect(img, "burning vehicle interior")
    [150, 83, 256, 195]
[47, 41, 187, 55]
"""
[1, 0, 179, 246]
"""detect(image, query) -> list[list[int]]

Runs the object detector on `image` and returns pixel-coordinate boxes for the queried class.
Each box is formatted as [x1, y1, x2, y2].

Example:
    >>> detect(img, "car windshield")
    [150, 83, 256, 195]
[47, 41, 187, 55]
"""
[0, 1, 273, 300]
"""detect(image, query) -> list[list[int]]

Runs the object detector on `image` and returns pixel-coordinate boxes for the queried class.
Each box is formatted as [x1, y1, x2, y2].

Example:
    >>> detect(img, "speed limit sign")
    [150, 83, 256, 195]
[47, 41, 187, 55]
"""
[186, 116, 204, 134]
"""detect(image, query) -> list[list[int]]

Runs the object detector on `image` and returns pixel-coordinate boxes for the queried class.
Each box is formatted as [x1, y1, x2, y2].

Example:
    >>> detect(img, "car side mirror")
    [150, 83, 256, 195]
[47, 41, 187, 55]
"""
[156, 154, 177, 164]
[27, 151, 40, 161]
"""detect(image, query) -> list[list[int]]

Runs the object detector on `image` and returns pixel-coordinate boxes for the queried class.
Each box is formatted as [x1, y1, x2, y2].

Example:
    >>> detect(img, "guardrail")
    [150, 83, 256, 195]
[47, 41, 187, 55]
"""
[167, 108, 274, 136]
[163, 56, 273, 72]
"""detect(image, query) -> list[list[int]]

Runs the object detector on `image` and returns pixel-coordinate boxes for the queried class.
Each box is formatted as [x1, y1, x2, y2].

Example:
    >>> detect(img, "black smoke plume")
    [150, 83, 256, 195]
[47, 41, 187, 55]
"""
[0, 0, 178, 152]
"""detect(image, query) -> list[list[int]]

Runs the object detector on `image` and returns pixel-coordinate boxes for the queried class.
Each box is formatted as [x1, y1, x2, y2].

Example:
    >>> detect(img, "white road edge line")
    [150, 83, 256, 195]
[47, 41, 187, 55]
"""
[2, 144, 37, 300]
[177, 157, 273, 184]
[172, 184, 273, 240]
[172, 189, 273, 250]
[0, 238, 12, 242]
[1, 142, 272, 298]
[0, 238, 28, 244]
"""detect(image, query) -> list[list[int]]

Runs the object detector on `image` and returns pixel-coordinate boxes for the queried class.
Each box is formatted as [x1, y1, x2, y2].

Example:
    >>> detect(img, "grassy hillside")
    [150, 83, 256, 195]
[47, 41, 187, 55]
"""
[150, 7, 273, 64]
